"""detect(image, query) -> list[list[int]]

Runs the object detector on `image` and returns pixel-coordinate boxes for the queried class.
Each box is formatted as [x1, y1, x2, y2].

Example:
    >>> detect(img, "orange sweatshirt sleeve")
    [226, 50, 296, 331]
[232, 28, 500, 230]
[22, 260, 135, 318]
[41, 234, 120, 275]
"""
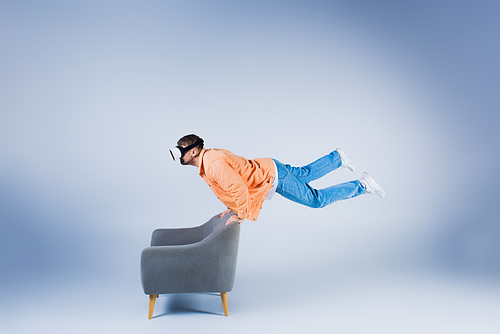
[207, 159, 251, 219]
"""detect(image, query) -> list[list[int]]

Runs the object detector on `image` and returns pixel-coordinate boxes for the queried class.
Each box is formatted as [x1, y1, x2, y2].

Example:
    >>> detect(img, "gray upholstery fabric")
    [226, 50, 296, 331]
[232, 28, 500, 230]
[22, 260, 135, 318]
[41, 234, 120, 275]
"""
[140, 212, 241, 295]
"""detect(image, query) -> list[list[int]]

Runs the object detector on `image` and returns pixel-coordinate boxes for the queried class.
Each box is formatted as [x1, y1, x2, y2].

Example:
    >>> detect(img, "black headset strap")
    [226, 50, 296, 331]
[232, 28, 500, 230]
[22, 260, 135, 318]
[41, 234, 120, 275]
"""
[177, 138, 204, 156]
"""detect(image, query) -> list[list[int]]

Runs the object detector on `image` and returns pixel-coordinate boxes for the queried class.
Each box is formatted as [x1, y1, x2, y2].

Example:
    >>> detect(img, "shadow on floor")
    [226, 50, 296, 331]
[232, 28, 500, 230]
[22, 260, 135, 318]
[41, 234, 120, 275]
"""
[153, 293, 225, 318]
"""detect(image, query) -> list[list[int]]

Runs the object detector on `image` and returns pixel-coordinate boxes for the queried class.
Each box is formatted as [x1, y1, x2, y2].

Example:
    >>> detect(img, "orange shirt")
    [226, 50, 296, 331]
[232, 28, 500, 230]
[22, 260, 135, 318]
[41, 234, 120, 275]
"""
[199, 149, 275, 221]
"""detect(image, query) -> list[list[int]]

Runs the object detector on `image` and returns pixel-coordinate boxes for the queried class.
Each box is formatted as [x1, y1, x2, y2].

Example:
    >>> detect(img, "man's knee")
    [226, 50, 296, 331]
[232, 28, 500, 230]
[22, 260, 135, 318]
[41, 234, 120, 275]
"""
[309, 199, 326, 209]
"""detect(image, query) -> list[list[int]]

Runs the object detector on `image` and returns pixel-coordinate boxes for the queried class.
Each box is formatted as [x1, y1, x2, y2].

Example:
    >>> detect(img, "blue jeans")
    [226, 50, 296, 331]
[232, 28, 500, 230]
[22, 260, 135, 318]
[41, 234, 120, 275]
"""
[273, 151, 365, 208]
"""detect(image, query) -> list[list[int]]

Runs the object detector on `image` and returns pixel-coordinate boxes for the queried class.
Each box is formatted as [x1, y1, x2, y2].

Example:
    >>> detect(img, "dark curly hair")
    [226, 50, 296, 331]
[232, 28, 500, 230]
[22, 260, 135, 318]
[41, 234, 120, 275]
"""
[177, 134, 204, 151]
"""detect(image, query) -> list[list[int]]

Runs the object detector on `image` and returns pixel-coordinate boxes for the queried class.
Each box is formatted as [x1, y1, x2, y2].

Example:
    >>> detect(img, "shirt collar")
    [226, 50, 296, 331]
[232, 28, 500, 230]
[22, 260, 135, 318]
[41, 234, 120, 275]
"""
[198, 148, 208, 176]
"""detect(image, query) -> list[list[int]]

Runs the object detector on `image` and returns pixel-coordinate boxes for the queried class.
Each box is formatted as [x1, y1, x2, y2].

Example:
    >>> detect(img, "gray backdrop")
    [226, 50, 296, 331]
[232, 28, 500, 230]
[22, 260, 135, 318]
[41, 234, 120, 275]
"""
[1, 1, 499, 333]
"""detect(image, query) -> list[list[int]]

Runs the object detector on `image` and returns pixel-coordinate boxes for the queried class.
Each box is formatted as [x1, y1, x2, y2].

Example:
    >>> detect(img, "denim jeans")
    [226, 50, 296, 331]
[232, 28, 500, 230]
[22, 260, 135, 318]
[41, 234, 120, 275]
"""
[273, 151, 365, 208]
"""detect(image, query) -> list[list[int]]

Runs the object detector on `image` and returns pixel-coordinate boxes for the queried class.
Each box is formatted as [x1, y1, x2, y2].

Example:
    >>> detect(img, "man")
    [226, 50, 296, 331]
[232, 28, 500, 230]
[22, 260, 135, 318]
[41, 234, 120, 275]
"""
[169, 134, 385, 225]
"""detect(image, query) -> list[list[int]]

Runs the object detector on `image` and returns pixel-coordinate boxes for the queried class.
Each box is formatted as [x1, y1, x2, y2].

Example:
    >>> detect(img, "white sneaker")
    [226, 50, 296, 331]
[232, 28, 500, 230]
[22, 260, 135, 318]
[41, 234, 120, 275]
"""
[336, 148, 356, 172]
[359, 172, 386, 198]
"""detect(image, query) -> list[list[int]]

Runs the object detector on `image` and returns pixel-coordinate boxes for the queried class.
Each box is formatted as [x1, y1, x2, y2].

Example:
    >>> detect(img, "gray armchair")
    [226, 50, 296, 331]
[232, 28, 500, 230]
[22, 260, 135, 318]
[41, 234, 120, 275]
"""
[140, 212, 241, 319]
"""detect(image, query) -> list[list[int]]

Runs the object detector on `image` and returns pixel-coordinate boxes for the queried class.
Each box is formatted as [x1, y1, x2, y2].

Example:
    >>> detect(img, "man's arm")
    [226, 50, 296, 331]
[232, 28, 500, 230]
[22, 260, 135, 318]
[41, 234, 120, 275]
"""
[221, 209, 244, 225]
[225, 215, 244, 225]
[220, 209, 232, 218]
[209, 160, 251, 220]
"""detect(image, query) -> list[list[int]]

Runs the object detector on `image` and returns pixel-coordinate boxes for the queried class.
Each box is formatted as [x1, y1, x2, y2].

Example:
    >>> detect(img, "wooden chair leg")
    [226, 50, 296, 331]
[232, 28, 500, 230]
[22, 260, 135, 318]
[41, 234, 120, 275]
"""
[148, 294, 158, 319]
[220, 292, 229, 316]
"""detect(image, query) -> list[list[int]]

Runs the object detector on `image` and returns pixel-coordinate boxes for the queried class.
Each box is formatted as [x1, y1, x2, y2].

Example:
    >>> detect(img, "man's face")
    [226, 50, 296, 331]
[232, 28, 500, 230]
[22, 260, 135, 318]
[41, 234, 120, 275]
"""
[179, 147, 195, 165]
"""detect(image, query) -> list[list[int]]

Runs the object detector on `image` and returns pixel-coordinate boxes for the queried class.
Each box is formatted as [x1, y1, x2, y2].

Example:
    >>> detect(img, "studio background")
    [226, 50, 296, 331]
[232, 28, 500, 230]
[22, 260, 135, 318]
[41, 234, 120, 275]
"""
[1, 1, 499, 333]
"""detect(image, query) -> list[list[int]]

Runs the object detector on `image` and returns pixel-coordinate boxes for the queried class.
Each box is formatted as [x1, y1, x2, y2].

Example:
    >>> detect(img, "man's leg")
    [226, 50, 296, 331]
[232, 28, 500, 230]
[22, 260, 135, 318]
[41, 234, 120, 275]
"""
[274, 159, 365, 208]
[276, 150, 344, 184]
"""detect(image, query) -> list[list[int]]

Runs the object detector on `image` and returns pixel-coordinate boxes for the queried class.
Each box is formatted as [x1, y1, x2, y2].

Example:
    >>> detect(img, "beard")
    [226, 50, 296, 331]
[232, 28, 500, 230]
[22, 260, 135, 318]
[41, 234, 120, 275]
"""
[179, 150, 200, 166]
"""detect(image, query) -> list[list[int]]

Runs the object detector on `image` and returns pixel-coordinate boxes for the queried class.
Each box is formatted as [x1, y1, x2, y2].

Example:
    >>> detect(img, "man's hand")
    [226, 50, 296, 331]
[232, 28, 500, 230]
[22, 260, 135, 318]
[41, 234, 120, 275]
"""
[225, 215, 244, 225]
[220, 209, 232, 218]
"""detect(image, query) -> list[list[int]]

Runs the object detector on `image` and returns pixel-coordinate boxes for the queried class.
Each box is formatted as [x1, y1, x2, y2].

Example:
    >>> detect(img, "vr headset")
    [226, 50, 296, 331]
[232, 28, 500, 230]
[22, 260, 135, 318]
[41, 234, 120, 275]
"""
[169, 138, 204, 161]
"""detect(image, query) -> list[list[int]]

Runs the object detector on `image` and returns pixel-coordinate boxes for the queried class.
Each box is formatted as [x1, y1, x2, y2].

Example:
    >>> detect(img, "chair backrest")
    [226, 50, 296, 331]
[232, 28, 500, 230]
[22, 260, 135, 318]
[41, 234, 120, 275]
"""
[150, 212, 236, 246]
[200, 212, 235, 239]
